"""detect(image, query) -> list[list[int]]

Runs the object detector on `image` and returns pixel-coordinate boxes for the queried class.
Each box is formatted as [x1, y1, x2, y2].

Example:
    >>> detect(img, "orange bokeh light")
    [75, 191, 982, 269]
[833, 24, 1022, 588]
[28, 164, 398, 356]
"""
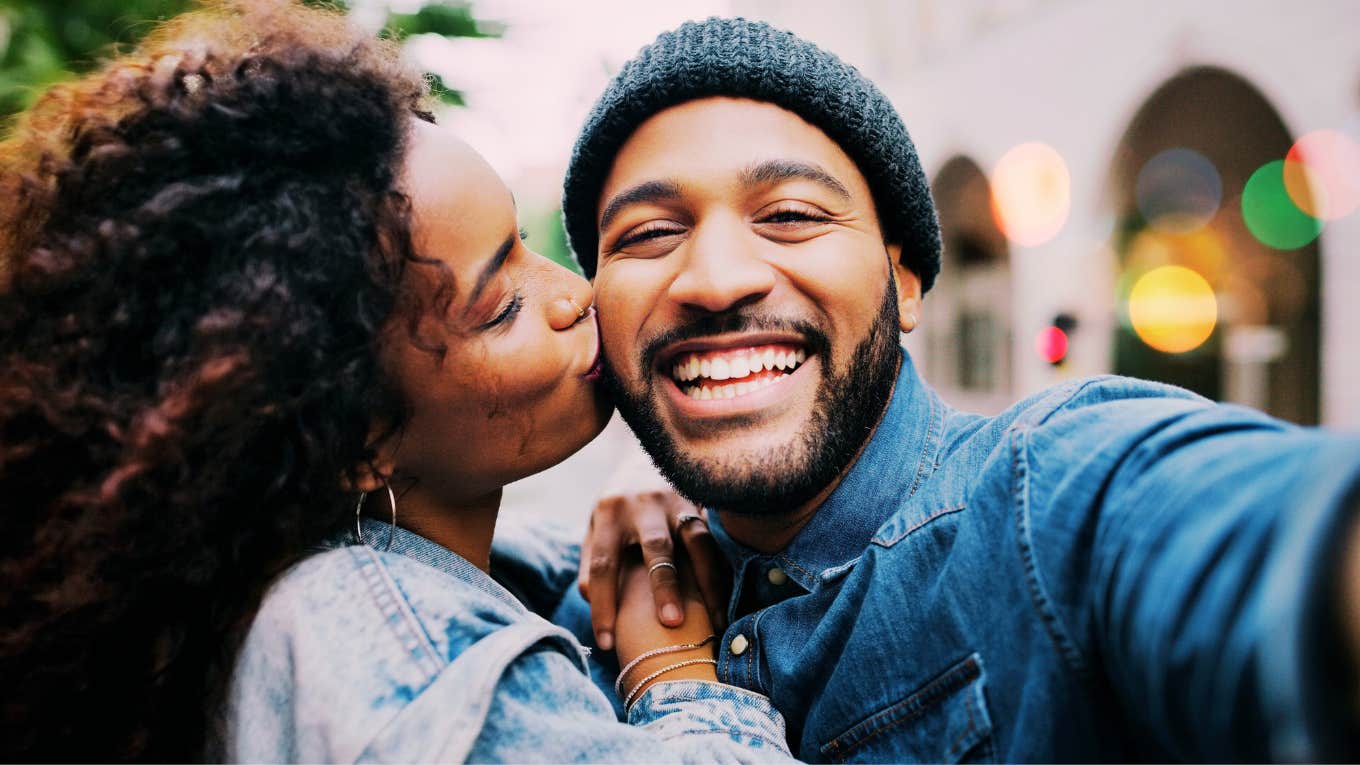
[990, 142, 1071, 247]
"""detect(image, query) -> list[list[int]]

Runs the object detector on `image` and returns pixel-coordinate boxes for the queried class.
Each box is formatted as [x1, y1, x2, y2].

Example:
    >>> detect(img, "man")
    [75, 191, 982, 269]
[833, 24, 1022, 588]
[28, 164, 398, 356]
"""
[562, 17, 1360, 761]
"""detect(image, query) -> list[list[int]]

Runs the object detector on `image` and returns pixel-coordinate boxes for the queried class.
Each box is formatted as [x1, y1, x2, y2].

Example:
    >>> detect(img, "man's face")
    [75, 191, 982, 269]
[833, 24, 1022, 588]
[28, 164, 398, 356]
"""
[594, 97, 919, 514]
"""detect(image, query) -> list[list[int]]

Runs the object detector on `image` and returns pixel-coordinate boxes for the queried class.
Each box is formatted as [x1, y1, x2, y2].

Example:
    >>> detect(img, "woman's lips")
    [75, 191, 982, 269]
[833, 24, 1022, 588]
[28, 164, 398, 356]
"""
[584, 313, 604, 382]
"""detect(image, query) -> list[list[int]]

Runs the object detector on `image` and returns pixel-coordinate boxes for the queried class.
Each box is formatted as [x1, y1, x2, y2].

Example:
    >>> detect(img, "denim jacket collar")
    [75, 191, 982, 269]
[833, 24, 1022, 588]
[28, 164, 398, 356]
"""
[351, 518, 529, 615]
[708, 348, 946, 594]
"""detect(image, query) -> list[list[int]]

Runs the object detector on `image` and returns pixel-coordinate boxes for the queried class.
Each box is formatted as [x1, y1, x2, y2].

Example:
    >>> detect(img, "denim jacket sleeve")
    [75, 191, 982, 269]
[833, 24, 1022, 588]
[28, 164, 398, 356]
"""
[1008, 376, 1360, 761]
[224, 542, 794, 763]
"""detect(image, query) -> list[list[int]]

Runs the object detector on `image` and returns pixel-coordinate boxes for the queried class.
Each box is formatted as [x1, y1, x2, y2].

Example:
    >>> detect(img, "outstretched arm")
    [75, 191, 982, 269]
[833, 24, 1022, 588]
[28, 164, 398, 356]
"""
[1018, 387, 1360, 761]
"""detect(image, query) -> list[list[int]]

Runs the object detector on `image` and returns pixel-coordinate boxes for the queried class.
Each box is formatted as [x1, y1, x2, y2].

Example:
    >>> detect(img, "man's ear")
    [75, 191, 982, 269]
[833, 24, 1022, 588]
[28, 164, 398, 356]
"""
[887, 243, 923, 333]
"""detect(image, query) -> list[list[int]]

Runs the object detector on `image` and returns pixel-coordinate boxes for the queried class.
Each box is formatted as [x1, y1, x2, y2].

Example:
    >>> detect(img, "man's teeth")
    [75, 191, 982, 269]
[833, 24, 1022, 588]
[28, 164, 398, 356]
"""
[670, 346, 808, 400]
[672, 347, 805, 382]
[684, 375, 785, 399]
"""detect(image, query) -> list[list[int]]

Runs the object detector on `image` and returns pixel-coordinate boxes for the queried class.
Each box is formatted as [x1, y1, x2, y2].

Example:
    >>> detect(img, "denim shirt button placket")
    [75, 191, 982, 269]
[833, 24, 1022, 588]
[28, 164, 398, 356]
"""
[729, 634, 750, 655]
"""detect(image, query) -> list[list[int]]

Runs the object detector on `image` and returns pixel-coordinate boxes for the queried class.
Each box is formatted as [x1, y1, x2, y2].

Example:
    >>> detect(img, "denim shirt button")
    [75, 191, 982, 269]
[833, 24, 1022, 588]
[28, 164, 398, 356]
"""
[766, 567, 788, 586]
[729, 634, 750, 656]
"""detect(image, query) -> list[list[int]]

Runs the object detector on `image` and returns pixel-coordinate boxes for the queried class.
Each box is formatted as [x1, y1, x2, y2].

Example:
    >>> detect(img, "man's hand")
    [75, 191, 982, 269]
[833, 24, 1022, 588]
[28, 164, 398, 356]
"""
[578, 489, 729, 651]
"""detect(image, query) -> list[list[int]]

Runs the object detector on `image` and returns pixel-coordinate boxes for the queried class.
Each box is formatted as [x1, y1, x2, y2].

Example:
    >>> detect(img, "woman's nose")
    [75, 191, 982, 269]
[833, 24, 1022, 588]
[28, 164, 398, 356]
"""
[546, 273, 595, 331]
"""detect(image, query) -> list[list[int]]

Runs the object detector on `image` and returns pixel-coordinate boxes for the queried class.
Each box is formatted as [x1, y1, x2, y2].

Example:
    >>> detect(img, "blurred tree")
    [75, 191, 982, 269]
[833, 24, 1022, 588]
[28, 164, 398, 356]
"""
[522, 206, 578, 274]
[0, 0, 497, 121]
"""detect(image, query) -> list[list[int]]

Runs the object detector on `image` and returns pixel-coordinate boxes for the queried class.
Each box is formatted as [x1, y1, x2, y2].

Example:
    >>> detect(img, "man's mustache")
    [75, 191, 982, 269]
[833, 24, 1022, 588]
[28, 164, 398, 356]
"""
[638, 311, 832, 373]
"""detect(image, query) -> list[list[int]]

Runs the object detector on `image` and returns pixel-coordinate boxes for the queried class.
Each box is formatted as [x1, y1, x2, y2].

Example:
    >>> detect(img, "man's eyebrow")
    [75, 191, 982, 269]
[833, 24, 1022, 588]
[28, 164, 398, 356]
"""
[469, 231, 517, 305]
[740, 159, 851, 201]
[598, 180, 683, 232]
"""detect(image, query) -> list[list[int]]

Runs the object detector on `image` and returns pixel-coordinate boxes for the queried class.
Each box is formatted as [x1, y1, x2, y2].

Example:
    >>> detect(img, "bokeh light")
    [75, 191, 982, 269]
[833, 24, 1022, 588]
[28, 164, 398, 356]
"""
[1122, 226, 1228, 283]
[1035, 326, 1069, 364]
[990, 142, 1071, 246]
[1127, 265, 1218, 354]
[1241, 160, 1322, 249]
[1283, 129, 1360, 220]
[1135, 148, 1222, 234]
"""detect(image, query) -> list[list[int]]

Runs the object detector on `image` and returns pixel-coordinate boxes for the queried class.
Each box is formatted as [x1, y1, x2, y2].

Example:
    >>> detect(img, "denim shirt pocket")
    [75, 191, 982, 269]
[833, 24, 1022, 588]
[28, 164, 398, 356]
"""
[819, 653, 993, 763]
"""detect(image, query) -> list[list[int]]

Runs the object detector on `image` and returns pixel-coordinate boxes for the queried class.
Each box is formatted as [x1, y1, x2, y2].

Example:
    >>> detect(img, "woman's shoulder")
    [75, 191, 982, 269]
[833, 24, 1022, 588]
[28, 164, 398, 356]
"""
[249, 542, 530, 665]
[226, 542, 559, 762]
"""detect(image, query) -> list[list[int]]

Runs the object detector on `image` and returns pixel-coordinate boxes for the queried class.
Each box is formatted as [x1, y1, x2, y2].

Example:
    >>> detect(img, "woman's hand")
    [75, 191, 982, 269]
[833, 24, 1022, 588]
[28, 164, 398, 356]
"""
[578, 488, 730, 651]
[612, 552, 719, 705]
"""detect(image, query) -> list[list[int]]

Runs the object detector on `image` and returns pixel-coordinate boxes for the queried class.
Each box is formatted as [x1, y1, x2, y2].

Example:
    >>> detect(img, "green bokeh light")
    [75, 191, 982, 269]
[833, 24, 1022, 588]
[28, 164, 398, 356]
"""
[1241, 160, 1322, 250]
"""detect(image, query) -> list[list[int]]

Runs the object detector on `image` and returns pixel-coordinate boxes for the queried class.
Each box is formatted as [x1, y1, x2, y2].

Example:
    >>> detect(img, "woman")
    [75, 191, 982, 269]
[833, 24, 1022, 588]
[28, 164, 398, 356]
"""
[0, 1, 789, 761]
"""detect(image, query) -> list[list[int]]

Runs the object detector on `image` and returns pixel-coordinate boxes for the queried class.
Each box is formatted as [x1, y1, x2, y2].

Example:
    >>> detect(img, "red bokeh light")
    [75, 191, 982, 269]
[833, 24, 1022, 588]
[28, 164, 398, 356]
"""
[1035, 326, 1069, 364]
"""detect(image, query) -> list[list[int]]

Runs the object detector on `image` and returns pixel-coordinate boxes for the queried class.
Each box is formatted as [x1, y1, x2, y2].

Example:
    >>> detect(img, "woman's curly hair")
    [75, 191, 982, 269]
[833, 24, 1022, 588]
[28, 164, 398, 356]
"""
[0, 1, 442, 759]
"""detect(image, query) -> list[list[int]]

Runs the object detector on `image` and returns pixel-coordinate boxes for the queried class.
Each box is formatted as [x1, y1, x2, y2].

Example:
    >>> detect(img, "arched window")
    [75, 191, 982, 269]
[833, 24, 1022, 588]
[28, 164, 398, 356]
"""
[1107, 66, 1320, 424]
[925, 156, 1014, 413]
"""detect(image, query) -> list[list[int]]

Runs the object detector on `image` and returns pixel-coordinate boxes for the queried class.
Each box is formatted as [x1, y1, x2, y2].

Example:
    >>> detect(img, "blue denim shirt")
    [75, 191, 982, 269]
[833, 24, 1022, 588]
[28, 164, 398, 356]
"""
[224, 518, 793, 762]
[699, 348, 1360, 762]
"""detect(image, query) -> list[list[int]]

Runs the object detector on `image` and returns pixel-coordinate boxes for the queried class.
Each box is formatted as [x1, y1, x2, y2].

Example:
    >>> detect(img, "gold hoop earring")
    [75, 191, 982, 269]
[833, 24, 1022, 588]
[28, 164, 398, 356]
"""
[355, 484, 397, 552]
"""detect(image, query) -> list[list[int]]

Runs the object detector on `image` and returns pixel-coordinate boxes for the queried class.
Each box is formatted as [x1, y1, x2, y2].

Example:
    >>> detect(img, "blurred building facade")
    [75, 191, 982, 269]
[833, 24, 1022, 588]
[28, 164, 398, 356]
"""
[733, 0, 1360, 427]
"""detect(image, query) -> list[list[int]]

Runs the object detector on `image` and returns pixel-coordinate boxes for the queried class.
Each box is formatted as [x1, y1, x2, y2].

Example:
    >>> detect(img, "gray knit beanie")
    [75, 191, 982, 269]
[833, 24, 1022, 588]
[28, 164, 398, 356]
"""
[562, 17, 941, 292]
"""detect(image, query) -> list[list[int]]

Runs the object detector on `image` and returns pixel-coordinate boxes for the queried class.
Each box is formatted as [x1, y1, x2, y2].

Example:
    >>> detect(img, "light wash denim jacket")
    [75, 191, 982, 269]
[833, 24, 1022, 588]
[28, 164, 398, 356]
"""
[566, 348, 1360, 762]
[223, 516, 792, 763]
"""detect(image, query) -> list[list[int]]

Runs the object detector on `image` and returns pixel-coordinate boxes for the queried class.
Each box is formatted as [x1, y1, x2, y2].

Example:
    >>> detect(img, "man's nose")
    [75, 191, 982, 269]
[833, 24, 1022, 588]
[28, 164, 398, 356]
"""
[666, 220, 776, 313]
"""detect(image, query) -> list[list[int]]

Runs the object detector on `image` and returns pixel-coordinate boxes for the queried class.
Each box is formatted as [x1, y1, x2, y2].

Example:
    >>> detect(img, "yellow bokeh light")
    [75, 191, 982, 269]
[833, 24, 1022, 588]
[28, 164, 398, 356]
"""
[990, 142, 1071, 247]
[1127, 265, 1218, 354]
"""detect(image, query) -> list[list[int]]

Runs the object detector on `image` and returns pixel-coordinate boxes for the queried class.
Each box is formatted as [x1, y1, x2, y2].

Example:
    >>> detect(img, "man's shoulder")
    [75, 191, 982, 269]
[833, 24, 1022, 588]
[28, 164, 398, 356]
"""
[1002, 374, 1210, 430]
[933, 375, 1212, 471]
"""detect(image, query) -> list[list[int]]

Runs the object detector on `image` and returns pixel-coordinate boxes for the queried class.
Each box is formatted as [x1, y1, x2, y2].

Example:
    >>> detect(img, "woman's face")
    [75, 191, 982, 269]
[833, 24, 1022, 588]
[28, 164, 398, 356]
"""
[382, 121, 610, 502]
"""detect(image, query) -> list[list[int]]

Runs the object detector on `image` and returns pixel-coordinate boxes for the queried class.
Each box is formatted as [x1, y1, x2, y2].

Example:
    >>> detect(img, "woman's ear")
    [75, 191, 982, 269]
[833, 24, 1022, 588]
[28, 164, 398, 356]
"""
[342, 425, 397, 494]
[887, 244, 923, 333]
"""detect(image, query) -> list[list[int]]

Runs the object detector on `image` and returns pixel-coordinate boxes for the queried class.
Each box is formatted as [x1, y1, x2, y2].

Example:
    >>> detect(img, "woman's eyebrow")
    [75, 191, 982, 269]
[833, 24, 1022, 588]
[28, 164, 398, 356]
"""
[469, 231, 517, 304]
[740, 159, 851, 201]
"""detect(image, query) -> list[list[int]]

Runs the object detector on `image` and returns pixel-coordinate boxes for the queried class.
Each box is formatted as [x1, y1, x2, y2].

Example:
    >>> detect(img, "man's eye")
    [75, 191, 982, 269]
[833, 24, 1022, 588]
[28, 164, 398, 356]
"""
[757, 206, 832, 225]
[481, 291, 523, 330]
[611, 223, 685, 252]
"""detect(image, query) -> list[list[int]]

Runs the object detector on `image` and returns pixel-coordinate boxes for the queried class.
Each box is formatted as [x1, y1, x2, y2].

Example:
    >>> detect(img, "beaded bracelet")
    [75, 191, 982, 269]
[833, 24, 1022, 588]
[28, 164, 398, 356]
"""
[613, 634, 716, 697]
[623, 657, 719, 710]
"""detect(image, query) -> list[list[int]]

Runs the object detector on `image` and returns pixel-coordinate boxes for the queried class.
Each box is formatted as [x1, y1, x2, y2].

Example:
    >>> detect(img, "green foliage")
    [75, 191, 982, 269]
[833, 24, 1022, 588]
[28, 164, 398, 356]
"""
[523, 207, 579, 274]
[383, 3, 498, 40]
[0, 0, 495, 120]
[0, 0, 195, 117]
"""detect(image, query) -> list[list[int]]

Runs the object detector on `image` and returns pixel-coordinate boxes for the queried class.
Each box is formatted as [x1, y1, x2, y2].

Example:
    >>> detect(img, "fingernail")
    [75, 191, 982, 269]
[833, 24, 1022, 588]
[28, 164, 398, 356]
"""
[661, 604, 682, 623]
[598, 631, 613, 650]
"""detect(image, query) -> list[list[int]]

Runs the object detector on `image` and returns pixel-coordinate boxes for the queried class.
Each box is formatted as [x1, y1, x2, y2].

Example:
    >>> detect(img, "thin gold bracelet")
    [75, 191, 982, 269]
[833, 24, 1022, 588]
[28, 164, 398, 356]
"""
[613, 634, 716, 697]
[623, 657, 719, 710]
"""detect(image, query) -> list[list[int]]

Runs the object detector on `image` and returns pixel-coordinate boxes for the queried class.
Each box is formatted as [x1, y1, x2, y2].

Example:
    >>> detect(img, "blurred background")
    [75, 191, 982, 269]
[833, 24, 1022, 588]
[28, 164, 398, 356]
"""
[4, 0, 1358, 521]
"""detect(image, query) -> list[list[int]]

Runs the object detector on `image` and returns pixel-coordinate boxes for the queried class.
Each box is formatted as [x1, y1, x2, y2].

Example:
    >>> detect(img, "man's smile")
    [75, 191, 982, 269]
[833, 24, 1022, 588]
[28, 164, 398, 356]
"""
[653, 332, 818, 417]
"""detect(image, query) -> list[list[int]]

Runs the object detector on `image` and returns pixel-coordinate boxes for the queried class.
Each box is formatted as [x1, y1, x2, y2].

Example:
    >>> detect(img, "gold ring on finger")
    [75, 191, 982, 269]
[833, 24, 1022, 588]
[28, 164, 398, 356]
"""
[674, 513, 706, 530]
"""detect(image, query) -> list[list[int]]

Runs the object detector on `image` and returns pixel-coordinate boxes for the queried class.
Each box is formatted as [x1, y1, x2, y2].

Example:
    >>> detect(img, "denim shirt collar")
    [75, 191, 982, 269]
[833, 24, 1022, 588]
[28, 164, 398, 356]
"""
[707, 348, 945, 595]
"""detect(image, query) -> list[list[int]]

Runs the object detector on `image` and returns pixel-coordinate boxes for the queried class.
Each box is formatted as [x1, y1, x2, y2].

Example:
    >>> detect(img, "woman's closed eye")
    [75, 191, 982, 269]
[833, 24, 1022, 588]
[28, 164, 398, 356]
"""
[481, 291, 523, 330]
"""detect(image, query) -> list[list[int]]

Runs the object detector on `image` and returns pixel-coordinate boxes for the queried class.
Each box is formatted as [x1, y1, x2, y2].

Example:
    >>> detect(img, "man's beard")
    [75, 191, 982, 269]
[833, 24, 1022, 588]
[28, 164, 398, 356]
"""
[602, 278, 902, 516]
